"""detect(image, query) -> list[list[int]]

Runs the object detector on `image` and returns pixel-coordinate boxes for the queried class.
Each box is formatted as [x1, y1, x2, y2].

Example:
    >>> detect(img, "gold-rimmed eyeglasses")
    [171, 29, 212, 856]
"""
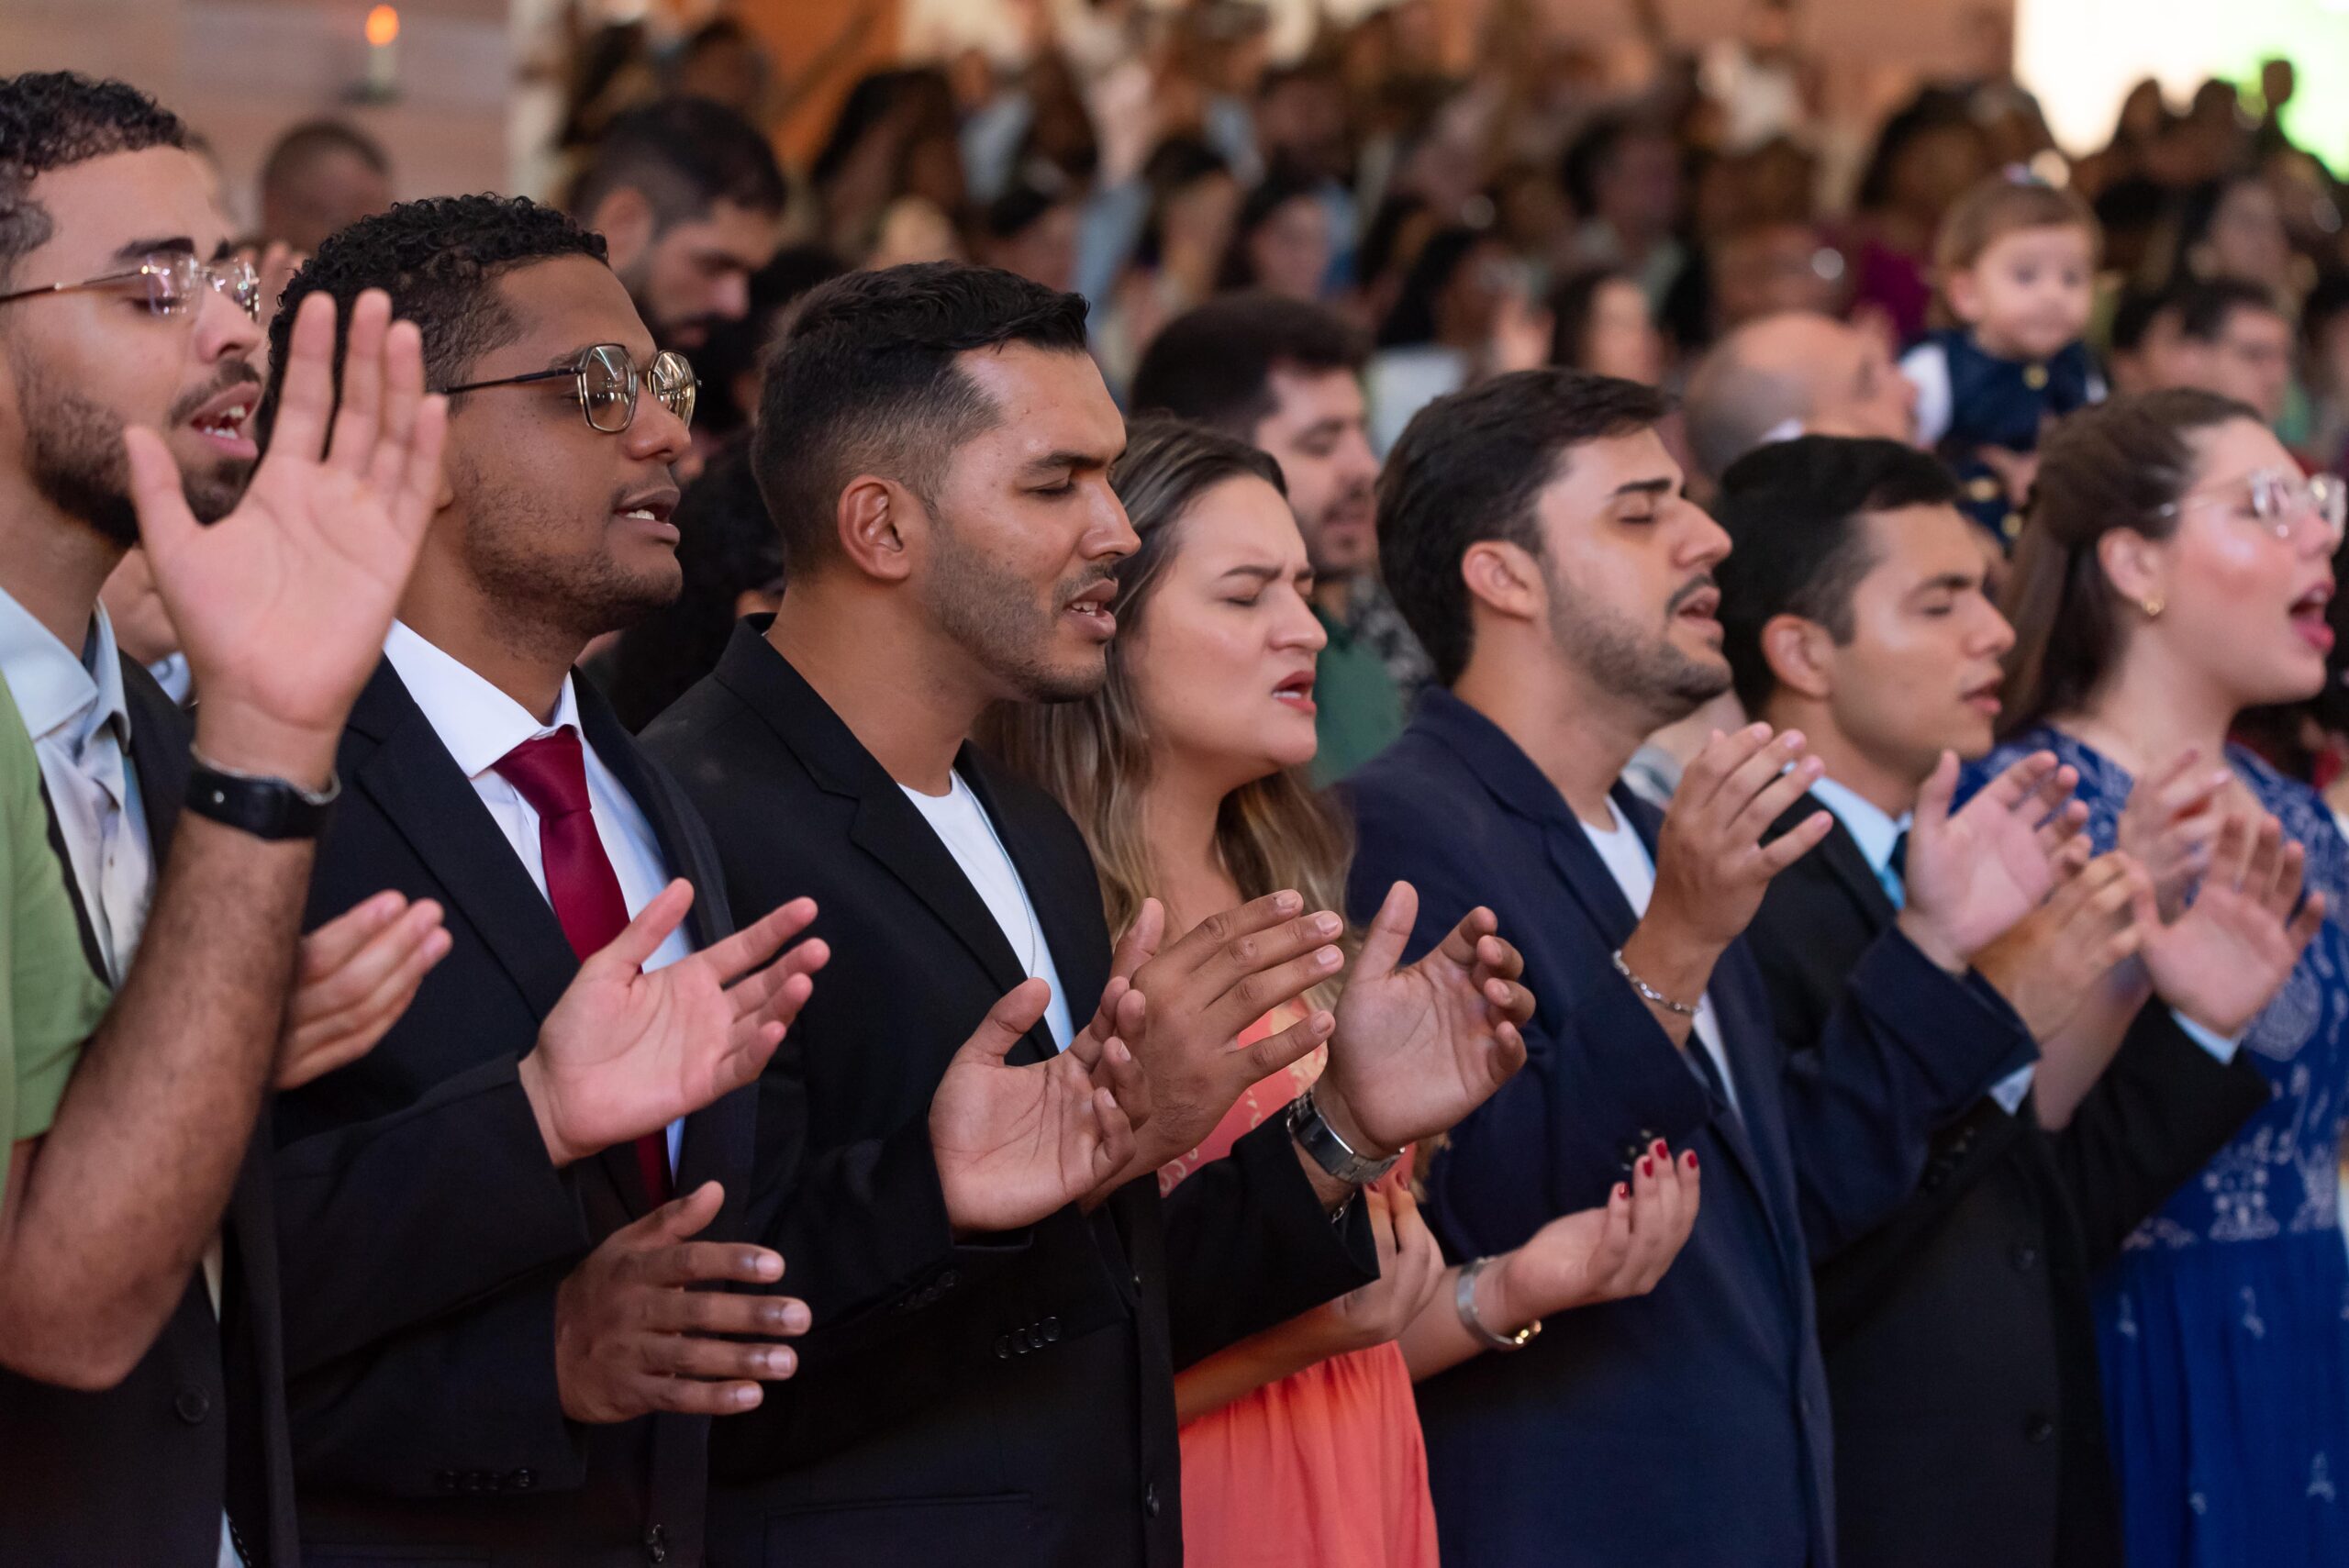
[0, 251, 262, 320]
[440, 342, 697, 435]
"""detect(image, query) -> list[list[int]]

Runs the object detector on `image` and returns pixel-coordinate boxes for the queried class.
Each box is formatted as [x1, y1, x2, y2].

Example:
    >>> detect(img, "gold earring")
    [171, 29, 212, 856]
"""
[2141, 596, 2165, 618]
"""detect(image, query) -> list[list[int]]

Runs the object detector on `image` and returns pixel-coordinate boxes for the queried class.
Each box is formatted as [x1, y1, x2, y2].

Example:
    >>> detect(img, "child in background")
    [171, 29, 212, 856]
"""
[1902, 174, 2105, 547]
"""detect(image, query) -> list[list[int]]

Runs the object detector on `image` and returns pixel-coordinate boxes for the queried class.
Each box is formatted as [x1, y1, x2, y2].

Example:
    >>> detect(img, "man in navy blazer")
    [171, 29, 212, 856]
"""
[1346, 370, 2079, 1567]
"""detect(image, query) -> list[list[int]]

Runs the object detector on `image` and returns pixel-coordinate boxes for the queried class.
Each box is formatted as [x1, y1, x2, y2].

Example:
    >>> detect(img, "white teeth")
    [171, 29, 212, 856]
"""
[624, 508, 657, 520]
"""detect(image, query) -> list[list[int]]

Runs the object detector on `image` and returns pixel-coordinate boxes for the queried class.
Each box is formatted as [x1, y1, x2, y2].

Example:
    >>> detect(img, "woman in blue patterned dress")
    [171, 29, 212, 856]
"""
[1979, 388, 2349, 1567]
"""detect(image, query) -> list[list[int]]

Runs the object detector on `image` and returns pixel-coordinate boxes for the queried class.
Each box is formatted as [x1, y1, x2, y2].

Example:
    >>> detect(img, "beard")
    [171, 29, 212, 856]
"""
[459, 461, 684, 648]
[14, 357, 252, 548]
[1544, 561, 1730, 725]
[922, 509, 1108, 706]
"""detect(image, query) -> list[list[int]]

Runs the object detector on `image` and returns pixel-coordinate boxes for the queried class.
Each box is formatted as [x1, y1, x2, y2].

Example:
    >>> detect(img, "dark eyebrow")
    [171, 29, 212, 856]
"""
[1219, 563, 1286, 584]
[1913, 571, 1982, 596]
[1022, 449, 1113, 478]
[112, 235, 195, 263]
[1612, 477, 1675, 501]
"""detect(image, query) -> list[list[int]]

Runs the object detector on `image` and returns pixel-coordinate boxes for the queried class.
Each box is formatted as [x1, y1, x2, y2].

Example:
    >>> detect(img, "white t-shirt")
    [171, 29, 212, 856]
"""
[1580, 801, 1738, 1116]
[901, 773, 1076, 1051]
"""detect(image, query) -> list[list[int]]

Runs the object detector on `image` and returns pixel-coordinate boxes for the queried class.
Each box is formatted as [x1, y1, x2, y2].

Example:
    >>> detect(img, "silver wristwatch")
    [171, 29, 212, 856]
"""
[1286, 1086, 1400, 1186]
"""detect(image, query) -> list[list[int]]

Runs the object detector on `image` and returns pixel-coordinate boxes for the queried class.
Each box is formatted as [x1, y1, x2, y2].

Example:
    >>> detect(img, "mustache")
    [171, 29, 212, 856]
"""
[1664, 573, 1718, 616]
[1056, 564, 1121, 603]
[163, 361, 262, 427]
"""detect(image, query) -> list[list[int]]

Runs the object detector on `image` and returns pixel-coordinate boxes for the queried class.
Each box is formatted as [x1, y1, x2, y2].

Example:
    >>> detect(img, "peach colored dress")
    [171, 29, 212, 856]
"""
[1159, 1013, 1442, 1568]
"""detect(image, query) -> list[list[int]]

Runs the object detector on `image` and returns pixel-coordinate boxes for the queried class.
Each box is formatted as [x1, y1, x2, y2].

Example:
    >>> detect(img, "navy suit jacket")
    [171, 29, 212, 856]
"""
[1344, 690, 2036, 1568]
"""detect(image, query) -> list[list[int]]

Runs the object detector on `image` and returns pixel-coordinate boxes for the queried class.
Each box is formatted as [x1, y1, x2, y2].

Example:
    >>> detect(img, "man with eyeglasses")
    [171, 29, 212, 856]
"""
[0, 72, 451, 1565]
[260, 196, 1147, 1566]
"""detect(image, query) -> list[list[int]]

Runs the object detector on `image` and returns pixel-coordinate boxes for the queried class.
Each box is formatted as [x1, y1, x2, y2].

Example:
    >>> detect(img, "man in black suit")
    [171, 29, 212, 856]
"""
[0, 72, 450, 1565]
[1712, 434, 2310, 1568]
[262, 202, 1152, 1568]
[644, 261, 1536, 1567]
[1346, 371, 2087, 1567]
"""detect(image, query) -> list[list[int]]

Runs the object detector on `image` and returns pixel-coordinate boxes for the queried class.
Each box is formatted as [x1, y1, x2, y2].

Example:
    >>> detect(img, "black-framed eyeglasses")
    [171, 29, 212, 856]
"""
[440, 342, 697, 434]
[0, 251, 261, 320]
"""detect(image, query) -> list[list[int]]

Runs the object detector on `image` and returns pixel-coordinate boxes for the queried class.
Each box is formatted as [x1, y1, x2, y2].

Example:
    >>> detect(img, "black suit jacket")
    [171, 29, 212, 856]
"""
[0, 657, 300, 1568]
[640, 621, 1375, 1568]
[268, 660, 754, 1568]
[1746, 791, 2272, 1568]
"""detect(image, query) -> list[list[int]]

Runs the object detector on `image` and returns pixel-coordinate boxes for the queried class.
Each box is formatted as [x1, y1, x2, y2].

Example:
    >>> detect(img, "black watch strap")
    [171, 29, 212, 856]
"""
[184, 751, 340, 841]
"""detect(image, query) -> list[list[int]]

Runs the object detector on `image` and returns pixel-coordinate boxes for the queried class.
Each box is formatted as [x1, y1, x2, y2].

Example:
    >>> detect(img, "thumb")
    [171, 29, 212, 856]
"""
[1913, 751, 1958, 843]
[639, 1180, 725, 1246]
[959, 978, 1053, 1065]
[1114, 899, 1165, 981]
[586, 880, 694, 975]
[1354, 881, 1417, 984]
[123, 427, 199, 564]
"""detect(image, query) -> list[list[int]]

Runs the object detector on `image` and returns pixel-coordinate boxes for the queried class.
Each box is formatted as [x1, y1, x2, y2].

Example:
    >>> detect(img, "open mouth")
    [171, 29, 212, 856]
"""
[615, 489, 681, 540]
[1274, 669, 1317, 711]
[1062, 578, 1118, 641]
[2291, 581, 2335, 654]
[187, 386, 259, 458]
[1962, 675, 2004, 717]
[1672, 585, 1721, 636]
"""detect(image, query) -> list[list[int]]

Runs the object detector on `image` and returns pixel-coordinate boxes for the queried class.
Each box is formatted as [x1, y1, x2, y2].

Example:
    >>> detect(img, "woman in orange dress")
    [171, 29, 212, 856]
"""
[986, 417, 1702, 1566]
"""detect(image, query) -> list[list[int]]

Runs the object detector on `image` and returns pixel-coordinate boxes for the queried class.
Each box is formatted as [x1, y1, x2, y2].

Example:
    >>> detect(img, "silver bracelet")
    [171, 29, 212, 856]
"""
[1457, 1256, 1540, 1351]
[1613, 949, 1698, 1017]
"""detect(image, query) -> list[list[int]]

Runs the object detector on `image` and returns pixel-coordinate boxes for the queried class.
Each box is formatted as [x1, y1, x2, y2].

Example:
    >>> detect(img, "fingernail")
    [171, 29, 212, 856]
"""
[1616, 1184, 1630, 1201]
[762, 1348, 792, 1375]
[1651, 1139, 1668, 1157]
[1317, 945, 1342, 969]
[1275, 892, 1302, 913]
[782, 1302, 811, 1333]
[1685, 1151, 1699, 1171]
[1641, 1157, 1653, 1176]
[1314, 912, 1341, 936]
[732, 1385, 759, 1407]
[1108, 1039, 1130, 1063]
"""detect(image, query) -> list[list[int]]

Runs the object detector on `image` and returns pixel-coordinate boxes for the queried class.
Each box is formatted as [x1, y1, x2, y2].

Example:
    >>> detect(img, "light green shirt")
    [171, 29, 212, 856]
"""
[1, 675, 109, 1207]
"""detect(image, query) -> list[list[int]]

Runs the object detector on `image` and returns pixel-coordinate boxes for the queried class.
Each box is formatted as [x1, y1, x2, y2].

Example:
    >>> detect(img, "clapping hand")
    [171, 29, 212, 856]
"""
[1308, 1173, 1447, 1354]
[2141, 811, 2326, 1038]
[1643, 726, 1835, 955]
[2116, 749, 2238, 920]
[1899, 751, 2085, 973]
[1972, 853, 2149, 1043]
[1315, 884, 1532, 1162]
[128, 289, 445, 785]
[276, 891, 451, 1090]
[519, 884, 829, 1167]
[928, 978, 1147, 1233]
[1497, 1139, 1700, 1319]
[553, 1182, 807, 1422]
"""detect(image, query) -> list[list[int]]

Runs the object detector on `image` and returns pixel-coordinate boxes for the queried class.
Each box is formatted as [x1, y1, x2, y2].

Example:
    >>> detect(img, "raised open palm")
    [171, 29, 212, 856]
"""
[519, 884, 828, 1167]
[125, 288, 445, 755]
[929, 979, 1141, 1233]
[2143, 812, 2327, 1037]
[1319, 883, 1533, 1157]
[1902, 750, 2085, 969]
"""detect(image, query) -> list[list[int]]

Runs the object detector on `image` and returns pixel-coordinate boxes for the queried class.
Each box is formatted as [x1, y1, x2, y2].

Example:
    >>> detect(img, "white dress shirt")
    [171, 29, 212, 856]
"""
[900, 773, 1076, 1051]
[0, 585, 238, 1567]
[382, 622, 692, 1170]
[1582, 800, 1738, 1116]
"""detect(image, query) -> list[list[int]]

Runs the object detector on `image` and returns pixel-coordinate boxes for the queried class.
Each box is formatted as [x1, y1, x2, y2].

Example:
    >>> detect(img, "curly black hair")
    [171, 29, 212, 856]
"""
[0, 72, 187, 283]
[261, 194, 607, 440]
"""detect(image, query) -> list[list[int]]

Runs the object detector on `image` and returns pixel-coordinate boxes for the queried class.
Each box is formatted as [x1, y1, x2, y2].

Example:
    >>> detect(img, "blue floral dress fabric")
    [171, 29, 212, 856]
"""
[1972, 728, 2349, 1568]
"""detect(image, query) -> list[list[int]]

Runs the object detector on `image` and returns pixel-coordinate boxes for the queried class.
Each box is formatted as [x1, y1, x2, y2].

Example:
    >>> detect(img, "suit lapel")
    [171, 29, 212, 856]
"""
[1791, 795, 1899, 929]
[960, 749, 1110, 1065]
[347, 663, 580, 1021]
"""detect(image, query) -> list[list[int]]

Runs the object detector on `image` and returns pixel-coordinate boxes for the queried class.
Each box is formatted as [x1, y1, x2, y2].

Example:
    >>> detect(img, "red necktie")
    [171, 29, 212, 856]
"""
[495, 728, 671, 1205]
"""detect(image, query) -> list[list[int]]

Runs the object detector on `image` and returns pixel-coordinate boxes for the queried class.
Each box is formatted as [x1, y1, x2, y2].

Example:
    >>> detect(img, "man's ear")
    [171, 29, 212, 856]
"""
[1759, 612, 1835, 702]
[833, 473, 919, 584]
[585, 186, 657, 275]
[1460, 539, 1545, 625]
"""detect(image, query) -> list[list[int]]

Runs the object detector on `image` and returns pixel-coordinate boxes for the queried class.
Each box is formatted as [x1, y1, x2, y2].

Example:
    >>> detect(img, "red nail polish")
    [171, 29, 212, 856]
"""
[1616, 1184, 1630, 1200]
[1641, 1157, 1653, 1177]
[1685, 1151, 1698, 1171]
[1652, 1139, 1667, 1157]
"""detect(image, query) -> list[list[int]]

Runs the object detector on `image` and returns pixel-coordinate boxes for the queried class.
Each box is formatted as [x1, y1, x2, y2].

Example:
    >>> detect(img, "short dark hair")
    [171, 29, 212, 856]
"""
[2167, 275, 2285, 344]
[1561, 112, 1664, 216]
[1129, 292, 1368, 438]
[1378, 370, 1672, 686]
[2109, 285, 2170, 355]
[260, 118, 390, 192]
[262, 195, 607, 438]
[568, 95, 787, 228]
[1712, 436, 1961, 713]
[0, 72, 187, 284]
[751, 261, 1090, 573]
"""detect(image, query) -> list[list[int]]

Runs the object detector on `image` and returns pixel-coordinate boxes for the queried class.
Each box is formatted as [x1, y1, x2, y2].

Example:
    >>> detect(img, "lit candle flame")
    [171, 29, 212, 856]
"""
[364, 6, 399, 48]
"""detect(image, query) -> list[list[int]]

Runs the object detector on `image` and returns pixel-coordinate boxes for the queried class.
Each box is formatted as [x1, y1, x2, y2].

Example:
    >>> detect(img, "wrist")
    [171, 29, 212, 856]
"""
[1619, 919, 1720, 1011]
[1308, 1080, 1397, 1165]
[1894, 906, 1969, 975]
[516, 1052, 578, 1167]
[193, 701, 340, 792]
[1481, 1250, 1534, 1331]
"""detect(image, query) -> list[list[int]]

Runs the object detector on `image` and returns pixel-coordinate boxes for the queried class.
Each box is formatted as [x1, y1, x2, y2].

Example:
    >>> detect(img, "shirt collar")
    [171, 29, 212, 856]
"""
[382, 619, 582, 781]
[1808, 773, 1911, 876]
[0, 584, 130, 751]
